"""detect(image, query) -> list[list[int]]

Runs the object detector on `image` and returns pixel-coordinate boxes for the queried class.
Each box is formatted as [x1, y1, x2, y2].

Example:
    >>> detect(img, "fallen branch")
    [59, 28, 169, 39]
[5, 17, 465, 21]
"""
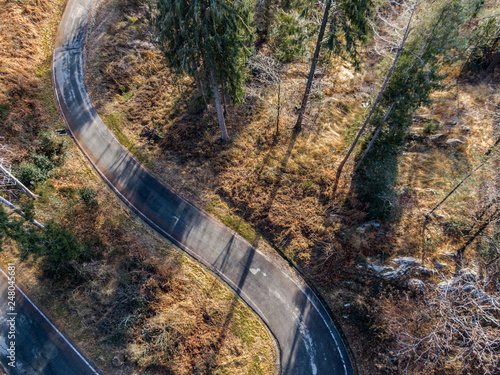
[0, 164, 38, 200]
[0, 196, 44, 229]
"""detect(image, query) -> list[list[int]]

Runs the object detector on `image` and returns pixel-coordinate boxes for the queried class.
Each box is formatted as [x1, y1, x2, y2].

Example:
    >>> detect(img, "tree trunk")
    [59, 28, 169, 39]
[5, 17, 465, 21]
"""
[331, 0, 419, 198]
[276, 81, 281, 135]
[222, 81, 227, 117]
[456, 207, 499, 266]
[210, 68, 229, 141]
[485, 50, 500, 75]
[196, 77, 204, 96]
[353, 102, 395, 172]
[294, 0, 332, 132]
[426, 136, 500, 218]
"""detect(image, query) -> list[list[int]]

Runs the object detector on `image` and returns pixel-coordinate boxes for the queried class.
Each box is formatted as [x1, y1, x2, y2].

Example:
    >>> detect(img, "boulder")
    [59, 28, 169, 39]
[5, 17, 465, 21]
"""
[430, 133, 446, 142]
[408, 278, 426, 291]
[393, 256, 420, 268]
[446, 138, 465, 147]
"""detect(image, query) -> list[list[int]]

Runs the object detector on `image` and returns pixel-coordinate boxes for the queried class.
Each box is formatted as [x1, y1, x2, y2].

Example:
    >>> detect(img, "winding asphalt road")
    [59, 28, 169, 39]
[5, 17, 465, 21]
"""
[0, 269, 101, 375]
[52, 0, 355, 374]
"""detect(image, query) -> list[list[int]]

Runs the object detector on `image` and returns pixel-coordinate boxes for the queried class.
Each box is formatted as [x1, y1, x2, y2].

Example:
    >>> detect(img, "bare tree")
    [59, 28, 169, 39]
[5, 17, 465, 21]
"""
[247, 53, 283, 135]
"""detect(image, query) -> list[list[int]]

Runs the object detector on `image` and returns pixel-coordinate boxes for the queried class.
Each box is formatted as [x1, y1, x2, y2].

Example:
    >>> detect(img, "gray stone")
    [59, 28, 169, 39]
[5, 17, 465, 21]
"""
[408, 278, 426, 291]
[357, 221, 381, 232]
[446, 138, 465, 147]
[393, 257, 420, 268]
[367, 264, 395, 273]
[112, 353, 124, 368]
[381, 270, 400, 279]
[430, 133, 446, 142]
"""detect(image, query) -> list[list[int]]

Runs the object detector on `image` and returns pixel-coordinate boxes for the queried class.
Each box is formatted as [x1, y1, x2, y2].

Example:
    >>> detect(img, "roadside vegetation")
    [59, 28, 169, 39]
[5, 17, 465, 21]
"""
[0, 0, 276, 373]
[84, 0, 500, 373]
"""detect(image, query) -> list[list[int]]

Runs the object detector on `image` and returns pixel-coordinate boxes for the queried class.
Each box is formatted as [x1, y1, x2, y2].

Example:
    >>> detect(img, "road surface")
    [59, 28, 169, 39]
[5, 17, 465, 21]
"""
[0, 269, 101, 375]
[52, 0, 355, 373]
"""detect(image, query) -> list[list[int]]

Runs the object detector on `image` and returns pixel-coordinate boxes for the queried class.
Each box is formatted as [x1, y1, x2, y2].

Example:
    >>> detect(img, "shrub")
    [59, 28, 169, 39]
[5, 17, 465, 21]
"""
[78, 187, 98, 206]
[15, 161, 50, 186]
[35, 130, 67, 166]
[31, 153, 55, 171]
[422, 120, 440, 136]
[270, 10, 314, 63]
[20, 220, 92, 278]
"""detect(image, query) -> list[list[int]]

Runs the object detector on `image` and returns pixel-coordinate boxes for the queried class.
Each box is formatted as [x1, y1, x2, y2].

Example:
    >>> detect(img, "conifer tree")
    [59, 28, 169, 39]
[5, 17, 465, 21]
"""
[152, 0, 255, 141]
[294, 0, 373, 131]
[349, 0, 485, 220]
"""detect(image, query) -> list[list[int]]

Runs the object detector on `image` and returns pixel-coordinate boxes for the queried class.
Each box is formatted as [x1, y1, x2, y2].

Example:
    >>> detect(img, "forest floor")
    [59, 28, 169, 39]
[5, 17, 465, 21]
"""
[0, 1, 276, 374]
[82, 0, 500, 373]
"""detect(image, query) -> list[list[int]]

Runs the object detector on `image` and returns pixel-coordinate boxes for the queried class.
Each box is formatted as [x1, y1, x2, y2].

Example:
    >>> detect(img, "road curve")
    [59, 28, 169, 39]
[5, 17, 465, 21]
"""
[0, 269, 101, 375]
[52, 0, 354, 374]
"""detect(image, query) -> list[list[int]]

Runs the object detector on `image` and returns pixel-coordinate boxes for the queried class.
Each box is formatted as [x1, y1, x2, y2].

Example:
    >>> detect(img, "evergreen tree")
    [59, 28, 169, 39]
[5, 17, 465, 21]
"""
[352, 0, 484, 220]
[152, 0, 256, 141]
[294, 0, 373, 131]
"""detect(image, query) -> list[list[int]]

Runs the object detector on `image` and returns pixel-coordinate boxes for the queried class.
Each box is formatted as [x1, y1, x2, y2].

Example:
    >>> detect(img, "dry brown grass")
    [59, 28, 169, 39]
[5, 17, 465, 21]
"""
[0, 0, 66, 139]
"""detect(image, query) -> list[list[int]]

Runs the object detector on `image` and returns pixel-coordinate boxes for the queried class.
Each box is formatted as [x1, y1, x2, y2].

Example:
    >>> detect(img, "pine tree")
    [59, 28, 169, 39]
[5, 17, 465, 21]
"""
[294, 0, 373, 131]
[350, 0, 485, 220]
[152, 0, 256, 141]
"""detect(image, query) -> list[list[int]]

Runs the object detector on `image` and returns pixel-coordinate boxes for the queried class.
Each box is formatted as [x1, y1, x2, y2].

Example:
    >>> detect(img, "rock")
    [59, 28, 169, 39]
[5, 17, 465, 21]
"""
[357, 221, 381, 232]
[430, 133, 446, 142]
[458, 268, 477, 282]
[433, 259, 447, 270]
[393, 257, 420, 268]
[112, 353, 125, 368]
[381, 270, 400, 280]
[446, 138, 465, 147]
[367, 264, 395, 273]
[408, 278, 426, 291]
[408, 132, 425, 142]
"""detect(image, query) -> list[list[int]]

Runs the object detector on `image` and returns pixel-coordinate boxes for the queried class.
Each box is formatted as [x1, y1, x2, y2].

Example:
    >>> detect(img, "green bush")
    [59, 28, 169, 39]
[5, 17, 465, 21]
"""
[422, 120, 440, 135]
[463, 17, 500, 72]
[78, 187, 98, 206]
[35, 130, 67, 166]
[270, 10, 314, 63]
[20, 220, 92, 278]
[31, 153, 55, 171]
[14, 131, 67, 187]
[15, 161, 51, 186]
